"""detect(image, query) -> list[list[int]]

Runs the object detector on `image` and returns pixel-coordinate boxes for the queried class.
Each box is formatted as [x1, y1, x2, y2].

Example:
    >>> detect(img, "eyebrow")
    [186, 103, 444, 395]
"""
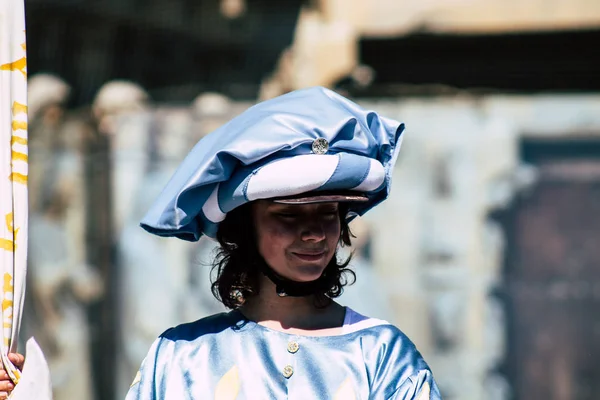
[267, 203, 339, 211]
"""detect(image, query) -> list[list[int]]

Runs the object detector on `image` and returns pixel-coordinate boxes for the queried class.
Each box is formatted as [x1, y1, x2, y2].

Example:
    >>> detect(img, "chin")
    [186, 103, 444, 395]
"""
[292, 264, 328, 282]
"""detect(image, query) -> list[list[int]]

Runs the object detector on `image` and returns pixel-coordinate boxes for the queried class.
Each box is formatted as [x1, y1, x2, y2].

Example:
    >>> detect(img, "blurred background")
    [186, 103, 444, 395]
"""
[21, 0, 600, 399]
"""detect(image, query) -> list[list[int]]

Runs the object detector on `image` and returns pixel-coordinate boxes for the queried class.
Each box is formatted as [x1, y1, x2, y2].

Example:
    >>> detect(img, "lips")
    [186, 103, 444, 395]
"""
[291, 251, 326, 262]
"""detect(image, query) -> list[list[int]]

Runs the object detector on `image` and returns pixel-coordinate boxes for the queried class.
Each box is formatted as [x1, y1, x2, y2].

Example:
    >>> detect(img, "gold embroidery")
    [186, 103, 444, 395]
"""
[215, 365, 240, 400]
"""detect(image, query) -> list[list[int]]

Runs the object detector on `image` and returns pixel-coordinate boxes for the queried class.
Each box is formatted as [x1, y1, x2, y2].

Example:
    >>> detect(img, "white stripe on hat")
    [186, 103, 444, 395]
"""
[351, 159, 385, 192]
[202, 184, 227, 223]
[246, 154, 339, 201]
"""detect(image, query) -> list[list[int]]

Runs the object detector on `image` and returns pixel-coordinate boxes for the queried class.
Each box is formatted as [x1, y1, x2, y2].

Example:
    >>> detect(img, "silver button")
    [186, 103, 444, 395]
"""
[282, 364, 294, 378]
[312, 138, 329, 154]
[287, 341, 299, 354]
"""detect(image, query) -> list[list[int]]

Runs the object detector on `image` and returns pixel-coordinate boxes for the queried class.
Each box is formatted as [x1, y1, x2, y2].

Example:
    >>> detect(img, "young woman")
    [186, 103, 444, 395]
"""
[3, 87, 442, 399]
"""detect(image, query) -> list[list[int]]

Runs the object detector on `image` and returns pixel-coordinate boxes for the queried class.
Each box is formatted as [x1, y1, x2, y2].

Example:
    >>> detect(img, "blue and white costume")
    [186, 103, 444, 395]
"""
[127, 87, 442, 399]
[126, 308, 440, 399]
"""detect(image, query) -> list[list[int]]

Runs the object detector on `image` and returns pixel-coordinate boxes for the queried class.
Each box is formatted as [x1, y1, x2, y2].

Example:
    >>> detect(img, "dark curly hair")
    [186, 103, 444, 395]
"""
[211, 202, 356, 309]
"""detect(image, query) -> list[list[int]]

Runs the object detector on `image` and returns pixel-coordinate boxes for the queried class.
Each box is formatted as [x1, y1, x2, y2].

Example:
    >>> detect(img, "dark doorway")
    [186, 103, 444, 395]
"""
[498, 137, 600, 399]
[359, 29, 600, 96]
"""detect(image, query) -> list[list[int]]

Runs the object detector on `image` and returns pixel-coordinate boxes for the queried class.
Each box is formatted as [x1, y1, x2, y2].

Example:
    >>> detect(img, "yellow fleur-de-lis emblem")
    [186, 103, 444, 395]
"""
[215, 365, 240, 400]
[2, 273, 14, 347]
[8, 101, 28, 184]
[0, 56, 27, 77]
[0, 213, 18, 252]
[416, 382, 430, 400]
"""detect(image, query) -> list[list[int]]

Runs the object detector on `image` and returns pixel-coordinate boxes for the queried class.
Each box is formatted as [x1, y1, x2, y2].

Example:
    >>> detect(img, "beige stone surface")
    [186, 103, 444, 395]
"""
[263, 0, 600, 93]
[340, 0, 600, 36]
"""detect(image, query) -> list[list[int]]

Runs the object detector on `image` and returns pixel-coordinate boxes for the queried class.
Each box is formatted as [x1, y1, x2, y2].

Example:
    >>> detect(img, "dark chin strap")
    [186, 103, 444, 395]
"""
[261, 264, 329, 297]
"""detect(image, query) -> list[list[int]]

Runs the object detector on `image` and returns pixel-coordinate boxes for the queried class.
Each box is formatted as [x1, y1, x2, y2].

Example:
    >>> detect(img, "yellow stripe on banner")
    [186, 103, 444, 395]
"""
[11, 120, 27, 131]
[12, 102, 27, 115]
[8, 172, 27, 184]
[11, 151, 27, 163]
[2, 274, 14, 323]
[2, 273, 14, 348]
[0, 213, 16, 252]
[5, 212, 13, 230]
[10, 136, 27, 146]
[0, 56, 27, 77]
[0, 239, 14, 252]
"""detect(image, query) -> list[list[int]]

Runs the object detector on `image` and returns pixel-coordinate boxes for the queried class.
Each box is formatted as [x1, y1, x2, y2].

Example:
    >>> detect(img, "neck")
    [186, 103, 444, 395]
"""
[239, 275, 345, 331]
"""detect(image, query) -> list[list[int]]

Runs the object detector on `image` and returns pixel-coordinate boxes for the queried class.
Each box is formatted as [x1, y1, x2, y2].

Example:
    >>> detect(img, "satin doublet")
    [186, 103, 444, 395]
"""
[126, 309, 441, 399]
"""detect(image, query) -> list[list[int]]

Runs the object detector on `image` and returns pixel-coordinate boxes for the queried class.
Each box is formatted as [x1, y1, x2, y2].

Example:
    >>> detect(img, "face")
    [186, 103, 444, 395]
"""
[252, 200, 342, 282]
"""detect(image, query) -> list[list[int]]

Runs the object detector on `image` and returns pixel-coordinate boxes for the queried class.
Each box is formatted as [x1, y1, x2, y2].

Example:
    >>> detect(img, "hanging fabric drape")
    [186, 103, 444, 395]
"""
[1, 0, 52, 398]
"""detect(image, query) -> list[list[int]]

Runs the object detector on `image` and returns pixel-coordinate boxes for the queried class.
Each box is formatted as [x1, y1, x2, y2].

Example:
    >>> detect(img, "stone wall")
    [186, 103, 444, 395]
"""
[111, 92, 600, 399]
[357, 94, 600, 399]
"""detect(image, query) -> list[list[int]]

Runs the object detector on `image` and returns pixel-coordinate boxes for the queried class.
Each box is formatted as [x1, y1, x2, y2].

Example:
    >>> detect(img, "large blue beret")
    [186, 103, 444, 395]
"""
[140, 86, 405, 241]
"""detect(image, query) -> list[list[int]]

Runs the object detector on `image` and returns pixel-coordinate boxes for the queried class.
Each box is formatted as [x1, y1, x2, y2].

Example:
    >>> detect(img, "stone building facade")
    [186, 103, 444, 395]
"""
[109, 93, 600, 399]
[358, 94, 600, 400]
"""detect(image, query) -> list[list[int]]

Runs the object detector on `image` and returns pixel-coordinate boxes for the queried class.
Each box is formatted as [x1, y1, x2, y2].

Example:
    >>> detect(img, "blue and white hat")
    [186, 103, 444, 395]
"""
[140, 86, 405, 241]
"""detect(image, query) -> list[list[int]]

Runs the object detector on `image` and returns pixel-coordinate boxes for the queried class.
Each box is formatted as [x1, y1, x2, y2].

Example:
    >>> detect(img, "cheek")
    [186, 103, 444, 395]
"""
[325, 220, 342, 249]
[256, 221, 296, 262]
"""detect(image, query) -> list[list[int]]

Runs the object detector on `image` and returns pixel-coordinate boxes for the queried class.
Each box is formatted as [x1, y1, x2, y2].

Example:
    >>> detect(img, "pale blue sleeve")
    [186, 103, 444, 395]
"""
[363, 325, 443, 400]
[124, 331, 174, 400]
[389, 369, 442, 400]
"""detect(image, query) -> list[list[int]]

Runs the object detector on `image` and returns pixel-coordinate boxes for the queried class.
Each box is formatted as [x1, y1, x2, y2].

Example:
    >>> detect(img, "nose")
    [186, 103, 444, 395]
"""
[299, 218, 326, 242]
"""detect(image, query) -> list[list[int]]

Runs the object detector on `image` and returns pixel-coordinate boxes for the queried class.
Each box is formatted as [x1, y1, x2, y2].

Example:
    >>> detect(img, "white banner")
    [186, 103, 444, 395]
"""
[1, 0, 52, 398]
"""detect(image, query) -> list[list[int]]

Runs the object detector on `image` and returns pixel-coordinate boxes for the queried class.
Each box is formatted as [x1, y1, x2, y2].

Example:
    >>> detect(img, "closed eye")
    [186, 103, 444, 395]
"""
[320, 211, 338, 218]
[275, 213, 299, 219]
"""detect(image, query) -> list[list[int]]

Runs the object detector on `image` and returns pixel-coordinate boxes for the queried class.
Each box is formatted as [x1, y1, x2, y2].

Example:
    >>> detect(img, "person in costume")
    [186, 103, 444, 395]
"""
[1, 86, 441, 399]
[127, 86, 441, 399]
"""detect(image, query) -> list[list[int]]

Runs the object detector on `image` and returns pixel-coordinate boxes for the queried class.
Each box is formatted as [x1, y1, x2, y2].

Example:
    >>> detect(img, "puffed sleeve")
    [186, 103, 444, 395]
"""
[125, 329, 175, 400]
[363, 325, 442, 400]
[389, 369, 442, 400]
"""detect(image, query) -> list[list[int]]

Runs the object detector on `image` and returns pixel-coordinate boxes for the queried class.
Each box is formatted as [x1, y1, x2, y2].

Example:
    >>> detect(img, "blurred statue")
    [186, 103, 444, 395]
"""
[93, 80, 149, 134]
[27, 74, 71, 123]
[24, 74, 102, 400]
[220, 0, 246, 19]
[27, 74, 71, 214]
[112, 93, 225, 397]
[92, 80, 151, 235]
[92, 80, 154, 397]
[337, 217, 395, 322]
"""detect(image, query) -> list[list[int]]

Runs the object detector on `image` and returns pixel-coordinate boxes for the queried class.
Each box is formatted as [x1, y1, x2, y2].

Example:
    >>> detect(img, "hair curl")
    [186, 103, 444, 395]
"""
[211, 202, 356, 309]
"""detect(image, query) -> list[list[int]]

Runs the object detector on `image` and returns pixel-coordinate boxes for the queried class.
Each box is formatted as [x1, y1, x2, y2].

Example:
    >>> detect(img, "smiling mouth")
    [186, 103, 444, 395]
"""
[291, 251, 326, 262]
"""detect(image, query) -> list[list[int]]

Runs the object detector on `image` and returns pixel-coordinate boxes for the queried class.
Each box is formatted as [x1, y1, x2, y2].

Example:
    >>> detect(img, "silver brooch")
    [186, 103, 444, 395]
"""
[311, 138, 329, 155]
